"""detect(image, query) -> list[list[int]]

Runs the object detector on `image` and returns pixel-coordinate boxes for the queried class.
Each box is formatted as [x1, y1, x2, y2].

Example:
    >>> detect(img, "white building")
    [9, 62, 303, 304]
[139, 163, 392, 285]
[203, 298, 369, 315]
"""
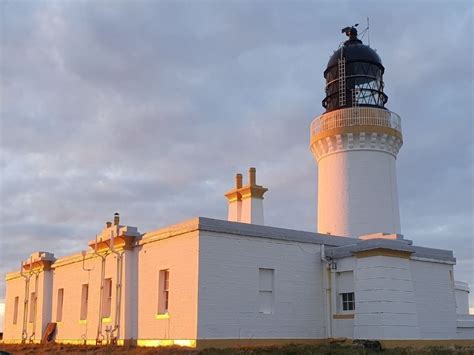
[3, 27, 473, 348]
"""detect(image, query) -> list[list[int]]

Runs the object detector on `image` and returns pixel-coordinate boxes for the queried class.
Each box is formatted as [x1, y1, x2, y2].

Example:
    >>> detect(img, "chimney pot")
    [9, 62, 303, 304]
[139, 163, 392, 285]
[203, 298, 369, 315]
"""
[106, 221, 112, 228]
[113, 213, 120, 226]
[249, 167, 256, 186]
[236, 173, 243, 189]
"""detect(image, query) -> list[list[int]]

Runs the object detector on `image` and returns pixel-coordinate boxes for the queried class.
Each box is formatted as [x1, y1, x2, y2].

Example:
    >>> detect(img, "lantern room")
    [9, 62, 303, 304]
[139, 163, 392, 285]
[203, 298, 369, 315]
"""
[322, 26, 388, 112]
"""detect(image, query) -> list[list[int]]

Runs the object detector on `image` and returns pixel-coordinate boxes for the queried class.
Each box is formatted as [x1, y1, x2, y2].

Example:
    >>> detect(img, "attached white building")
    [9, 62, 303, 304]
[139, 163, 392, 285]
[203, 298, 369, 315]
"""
[3, 27, 474, 347]
[3, 215, 473, 347]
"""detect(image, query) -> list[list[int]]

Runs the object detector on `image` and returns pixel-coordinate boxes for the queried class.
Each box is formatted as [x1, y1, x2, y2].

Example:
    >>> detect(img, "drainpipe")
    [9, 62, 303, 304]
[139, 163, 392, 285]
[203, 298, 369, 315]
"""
[320, 245, 333, 338]
[19, 257, 33, 344]
[81, 250, 94, 345]
[28, 271, 39, 343]
[329, 264, 337, 335]
[109, 225, 124, 345]
[93, 235, 107, 345]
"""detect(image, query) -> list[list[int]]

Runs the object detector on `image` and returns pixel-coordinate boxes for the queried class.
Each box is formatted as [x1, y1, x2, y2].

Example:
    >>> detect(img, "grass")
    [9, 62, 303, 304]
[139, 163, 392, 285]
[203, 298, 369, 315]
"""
[1, 343, 474, 355]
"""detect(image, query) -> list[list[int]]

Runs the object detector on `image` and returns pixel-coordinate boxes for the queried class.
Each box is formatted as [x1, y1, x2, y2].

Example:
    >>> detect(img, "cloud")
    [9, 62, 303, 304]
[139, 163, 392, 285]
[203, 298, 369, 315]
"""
[0, 0, 473, 327]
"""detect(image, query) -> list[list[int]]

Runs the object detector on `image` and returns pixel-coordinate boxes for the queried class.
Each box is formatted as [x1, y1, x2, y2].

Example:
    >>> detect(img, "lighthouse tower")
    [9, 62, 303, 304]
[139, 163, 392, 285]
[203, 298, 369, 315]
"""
[310, 26, 403, 237]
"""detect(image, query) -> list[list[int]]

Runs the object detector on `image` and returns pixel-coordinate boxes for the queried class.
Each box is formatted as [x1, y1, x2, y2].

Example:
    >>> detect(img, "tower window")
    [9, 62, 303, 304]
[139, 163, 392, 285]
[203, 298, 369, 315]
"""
[158, 269, 170, 314]
[258, 268, 274, 314]
[341, 292, 355, 311]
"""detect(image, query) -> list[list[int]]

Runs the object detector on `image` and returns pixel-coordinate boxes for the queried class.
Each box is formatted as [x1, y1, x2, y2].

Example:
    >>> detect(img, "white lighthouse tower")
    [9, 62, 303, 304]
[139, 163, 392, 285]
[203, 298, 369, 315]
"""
[310, 26, 403, 237]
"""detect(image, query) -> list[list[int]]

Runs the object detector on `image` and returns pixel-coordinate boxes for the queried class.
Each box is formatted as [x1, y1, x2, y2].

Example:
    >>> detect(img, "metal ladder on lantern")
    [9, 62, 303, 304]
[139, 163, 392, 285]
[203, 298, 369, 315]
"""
[338, 57, 346, 107]
[351, 88, 359, 108]
[351, 88, 360, 125]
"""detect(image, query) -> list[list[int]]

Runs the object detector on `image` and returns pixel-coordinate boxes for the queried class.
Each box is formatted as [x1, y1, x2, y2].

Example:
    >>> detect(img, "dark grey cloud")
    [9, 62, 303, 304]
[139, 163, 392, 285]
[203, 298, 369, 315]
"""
[1, 0, 473, 326]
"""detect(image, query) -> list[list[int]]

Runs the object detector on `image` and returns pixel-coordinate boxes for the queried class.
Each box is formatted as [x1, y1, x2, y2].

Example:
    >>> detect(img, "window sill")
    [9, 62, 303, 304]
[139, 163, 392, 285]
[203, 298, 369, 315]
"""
[79, 319, 87, 324]
[102, 317, 112, 323]
[333, 313, 354, 319]
[155, 313, 170, 320]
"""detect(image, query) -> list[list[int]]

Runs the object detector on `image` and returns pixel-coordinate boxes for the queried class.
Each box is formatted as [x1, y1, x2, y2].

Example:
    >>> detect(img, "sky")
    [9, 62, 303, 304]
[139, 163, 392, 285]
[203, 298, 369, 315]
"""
[0, 0, 473, 331]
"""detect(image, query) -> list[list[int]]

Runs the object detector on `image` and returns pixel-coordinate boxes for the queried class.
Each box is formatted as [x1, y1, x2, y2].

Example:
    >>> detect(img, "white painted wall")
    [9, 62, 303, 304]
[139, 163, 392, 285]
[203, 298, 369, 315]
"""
[353, 255, 420, 339]
[454, 281, 470, 315]
[456, 314, 474, 339]
[317, 150, 401, 237]
[240, 198, 264, 225]
[332, 270, 355, 338]
[41, 271, 53, 340]
[3, 270, 53, 343]
[332, 318, 353, 339]
[121, 249, 138, 340]
[137, 231, 199, 341]
[227, 200, 241, 222]
[3, 276, 25, 341]
[411, 260, 457, 338]
[197, 231, 326, 339]
[336, 272, 354, 301]
[50, 252, 125, 342]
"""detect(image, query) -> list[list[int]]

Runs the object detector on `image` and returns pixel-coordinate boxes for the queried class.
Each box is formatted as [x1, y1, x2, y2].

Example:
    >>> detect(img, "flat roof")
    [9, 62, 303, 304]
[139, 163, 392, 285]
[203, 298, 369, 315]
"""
[6, 217, 456, 278]
[196, 217, 357, 247]
[325, 237, 456, 263]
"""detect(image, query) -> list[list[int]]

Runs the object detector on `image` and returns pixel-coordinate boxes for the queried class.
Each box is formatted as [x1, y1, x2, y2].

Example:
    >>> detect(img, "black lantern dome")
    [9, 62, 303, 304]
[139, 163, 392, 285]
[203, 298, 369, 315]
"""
[322, 26, 388, 112]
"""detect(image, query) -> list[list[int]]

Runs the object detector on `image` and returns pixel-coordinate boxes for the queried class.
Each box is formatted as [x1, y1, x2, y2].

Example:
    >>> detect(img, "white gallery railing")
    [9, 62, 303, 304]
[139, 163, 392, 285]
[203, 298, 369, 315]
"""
[311, 107, 402, 137]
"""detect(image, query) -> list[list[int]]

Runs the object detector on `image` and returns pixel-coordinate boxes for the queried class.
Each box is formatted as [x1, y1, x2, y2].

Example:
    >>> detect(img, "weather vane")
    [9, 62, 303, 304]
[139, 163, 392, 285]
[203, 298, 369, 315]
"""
[341, 24, 359, 38]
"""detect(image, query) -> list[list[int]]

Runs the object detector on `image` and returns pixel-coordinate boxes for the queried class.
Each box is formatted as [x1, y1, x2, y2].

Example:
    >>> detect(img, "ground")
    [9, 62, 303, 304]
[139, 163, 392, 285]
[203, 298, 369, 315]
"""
[1, 344, 474, 355]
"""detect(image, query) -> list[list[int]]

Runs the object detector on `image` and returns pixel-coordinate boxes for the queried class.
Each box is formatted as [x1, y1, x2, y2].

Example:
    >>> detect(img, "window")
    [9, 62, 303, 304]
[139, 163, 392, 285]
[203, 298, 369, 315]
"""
[29, 292, 36, 323]
[157, 269, 170, 314]
[258, 268, 274, 314]
[341, 292, 355, 311]
[80, 284, 89, 320]
[13, 296, 19, 325]
[337, 271, 354, 312]
[102, 278, 112, 318]
[57, 288, 64, 322]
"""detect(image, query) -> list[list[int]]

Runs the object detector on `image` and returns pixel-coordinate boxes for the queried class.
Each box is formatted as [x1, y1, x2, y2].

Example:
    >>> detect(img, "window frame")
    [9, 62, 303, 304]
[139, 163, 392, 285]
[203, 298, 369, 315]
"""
[102, 278, 112, 319]
[56, 288, 64, 322]
[28, 291, 36, 323]
[157, 269, 170, 315]
[258, 268, 275, 315]
[80, 284, 89, 321]
[340, 292, 355, 312]
[13, 296, 19, 325]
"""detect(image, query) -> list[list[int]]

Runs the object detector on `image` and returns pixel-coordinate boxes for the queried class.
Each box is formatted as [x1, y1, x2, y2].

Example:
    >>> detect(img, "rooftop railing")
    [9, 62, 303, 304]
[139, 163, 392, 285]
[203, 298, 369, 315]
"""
[311, 107, 402, 138]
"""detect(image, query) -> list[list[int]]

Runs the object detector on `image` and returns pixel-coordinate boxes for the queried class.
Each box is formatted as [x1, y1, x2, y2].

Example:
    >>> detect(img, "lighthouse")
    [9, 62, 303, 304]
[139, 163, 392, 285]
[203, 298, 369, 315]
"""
[310, 26, 403, 237]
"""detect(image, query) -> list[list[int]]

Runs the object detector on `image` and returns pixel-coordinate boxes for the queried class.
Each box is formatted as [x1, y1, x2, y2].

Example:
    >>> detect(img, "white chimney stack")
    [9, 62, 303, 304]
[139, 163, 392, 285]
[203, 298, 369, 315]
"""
[225, 167, 268, 225]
